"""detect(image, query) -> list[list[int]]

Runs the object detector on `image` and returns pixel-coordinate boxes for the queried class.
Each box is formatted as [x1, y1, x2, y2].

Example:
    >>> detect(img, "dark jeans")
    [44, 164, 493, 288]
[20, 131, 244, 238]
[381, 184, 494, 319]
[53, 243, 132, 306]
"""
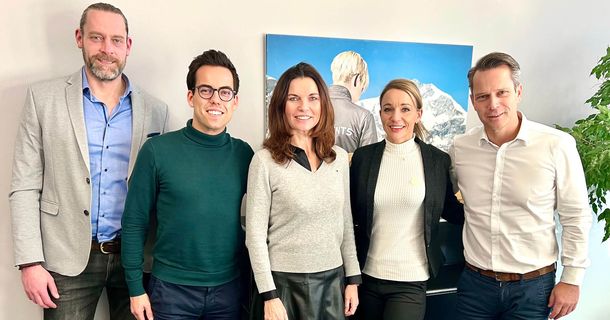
[45, 250, 132, 320]
[148, 275, 241, 320]
[358, 273, 427, 320]
[456, 267, 555, 320]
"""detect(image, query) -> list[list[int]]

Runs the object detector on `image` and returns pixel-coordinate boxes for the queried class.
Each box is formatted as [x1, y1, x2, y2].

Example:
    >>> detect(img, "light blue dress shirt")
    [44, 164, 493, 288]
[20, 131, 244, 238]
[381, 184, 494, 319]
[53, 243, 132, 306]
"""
[82, 68, 133, 242]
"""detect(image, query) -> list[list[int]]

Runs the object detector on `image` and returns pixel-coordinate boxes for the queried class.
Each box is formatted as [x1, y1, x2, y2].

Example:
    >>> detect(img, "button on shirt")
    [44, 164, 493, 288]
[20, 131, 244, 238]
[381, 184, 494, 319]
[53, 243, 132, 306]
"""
[449, 112, 591, 285]
[82, 68, 133, 242]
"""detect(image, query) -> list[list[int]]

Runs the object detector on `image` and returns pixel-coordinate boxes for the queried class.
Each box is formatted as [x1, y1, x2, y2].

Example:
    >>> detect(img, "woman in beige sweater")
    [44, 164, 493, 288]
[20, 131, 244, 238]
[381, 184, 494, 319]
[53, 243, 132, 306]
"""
[246, 62, 361, 320]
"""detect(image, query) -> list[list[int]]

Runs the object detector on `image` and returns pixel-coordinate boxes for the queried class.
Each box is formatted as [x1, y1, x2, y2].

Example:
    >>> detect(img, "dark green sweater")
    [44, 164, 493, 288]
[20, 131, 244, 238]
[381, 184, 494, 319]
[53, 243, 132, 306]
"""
[121, 120, 253, 296]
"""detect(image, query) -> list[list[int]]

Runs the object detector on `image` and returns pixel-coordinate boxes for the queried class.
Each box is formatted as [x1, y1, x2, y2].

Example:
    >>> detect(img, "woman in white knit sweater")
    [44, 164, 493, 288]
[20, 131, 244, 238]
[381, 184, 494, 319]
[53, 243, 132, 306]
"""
[350, 79, 464, 320]
[245, 62, 361, 320]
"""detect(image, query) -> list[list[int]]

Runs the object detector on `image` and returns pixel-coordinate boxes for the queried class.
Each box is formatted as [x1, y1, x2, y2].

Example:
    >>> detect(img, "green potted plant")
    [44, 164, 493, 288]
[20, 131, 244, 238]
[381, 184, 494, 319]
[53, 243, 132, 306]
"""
[557, 46, 610, 242]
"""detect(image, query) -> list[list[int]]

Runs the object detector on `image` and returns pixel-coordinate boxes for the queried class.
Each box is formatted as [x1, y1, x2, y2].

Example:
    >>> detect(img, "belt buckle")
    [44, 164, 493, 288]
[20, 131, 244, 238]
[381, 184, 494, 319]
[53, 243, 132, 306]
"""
[99, 241, 111, 254]
[495, 272, 502, 281]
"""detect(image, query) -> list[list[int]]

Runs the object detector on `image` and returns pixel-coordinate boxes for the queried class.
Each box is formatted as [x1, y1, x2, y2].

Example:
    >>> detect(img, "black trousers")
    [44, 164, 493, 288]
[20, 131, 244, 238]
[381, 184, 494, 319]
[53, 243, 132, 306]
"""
[357, 273, 427, 320]
[251, 266, 345, 320]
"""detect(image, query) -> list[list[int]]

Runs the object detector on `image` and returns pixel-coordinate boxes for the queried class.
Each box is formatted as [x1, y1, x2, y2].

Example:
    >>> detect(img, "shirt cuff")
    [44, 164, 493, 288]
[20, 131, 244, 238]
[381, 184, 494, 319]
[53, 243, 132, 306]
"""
[560, 266, 586, 285]
[260, 290, 279, 301]
[346, 275, 362, 285]
[18, 262, 42, 270]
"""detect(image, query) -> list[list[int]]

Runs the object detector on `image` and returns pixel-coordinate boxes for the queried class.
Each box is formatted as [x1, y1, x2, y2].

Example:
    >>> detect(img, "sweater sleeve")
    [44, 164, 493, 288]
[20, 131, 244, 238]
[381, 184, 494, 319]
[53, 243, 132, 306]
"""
[245, 152, 276, 293]
[338, 150, 361, 281]
[121, 140, 158, 297]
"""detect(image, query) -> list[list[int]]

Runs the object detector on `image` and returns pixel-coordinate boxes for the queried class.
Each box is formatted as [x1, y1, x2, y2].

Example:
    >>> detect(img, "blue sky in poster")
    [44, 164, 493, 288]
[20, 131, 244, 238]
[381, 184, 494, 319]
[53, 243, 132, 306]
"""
[266, 34, 473, 110]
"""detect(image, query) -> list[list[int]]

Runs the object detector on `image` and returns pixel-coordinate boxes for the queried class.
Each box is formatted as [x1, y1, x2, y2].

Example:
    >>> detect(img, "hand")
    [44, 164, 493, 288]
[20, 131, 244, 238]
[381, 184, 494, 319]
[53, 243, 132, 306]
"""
[548, 282, 580, 319]
[130, 294, 154, 320]
[20, 264, 59, 308]
[344, 284, 359, 316]
[264, 298, 288, 320]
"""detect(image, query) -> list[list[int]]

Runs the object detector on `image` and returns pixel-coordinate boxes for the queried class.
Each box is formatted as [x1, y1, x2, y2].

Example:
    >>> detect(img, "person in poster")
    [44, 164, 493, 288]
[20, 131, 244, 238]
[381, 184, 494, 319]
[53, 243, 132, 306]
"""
[329, 51, 378, 153]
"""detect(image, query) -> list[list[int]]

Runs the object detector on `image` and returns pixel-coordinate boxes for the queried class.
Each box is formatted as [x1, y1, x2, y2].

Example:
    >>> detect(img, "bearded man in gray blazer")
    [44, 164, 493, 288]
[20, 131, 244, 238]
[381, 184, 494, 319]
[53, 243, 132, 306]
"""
[9, 3, 168, 319]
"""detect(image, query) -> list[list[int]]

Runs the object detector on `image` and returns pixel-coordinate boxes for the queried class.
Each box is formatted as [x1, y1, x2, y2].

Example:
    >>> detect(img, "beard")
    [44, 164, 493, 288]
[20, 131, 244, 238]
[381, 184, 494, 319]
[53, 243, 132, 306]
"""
[83, 51, 126, 81]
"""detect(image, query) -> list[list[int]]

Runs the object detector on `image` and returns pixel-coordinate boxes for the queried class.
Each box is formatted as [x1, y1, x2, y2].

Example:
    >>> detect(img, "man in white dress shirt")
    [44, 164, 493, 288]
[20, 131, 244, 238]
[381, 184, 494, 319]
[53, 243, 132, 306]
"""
[449, 52, 591, 320]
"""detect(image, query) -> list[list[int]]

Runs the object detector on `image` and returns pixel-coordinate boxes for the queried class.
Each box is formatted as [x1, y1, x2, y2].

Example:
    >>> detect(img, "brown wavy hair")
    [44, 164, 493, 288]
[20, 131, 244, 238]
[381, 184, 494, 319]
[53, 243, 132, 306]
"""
[264, 62, 336, 165]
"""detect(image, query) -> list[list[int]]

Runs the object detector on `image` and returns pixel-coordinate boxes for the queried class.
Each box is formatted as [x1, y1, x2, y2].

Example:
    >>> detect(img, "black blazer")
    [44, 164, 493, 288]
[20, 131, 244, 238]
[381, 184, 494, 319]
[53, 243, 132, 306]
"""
[350, 138, 464, 278]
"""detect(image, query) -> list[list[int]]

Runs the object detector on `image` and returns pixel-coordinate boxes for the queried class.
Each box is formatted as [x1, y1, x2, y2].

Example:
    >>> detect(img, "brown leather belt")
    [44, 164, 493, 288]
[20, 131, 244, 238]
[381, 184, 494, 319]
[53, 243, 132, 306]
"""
[465, 262, 555, 282]
[91, 238, 121, 254]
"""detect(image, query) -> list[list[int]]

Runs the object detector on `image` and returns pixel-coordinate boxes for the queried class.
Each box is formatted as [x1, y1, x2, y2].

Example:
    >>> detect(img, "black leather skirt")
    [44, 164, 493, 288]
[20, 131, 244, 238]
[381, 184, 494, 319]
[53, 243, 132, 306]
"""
[251, 266, 346, 320]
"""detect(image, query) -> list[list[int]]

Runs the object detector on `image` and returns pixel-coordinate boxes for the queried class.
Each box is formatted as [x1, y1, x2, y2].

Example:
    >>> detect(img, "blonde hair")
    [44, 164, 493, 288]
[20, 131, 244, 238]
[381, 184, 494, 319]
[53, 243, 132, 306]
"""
[379, 79, 428, 140]
[330, 51, 369, 90]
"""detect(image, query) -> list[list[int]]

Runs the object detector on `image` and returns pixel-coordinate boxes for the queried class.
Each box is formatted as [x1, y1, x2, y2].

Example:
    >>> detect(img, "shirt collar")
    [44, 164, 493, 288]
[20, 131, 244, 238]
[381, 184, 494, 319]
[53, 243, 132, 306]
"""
[514, 112, 530, 144]
[478, 111, 529, 147]
[290, 145, 312, 171]
[81, 67, 132, 101]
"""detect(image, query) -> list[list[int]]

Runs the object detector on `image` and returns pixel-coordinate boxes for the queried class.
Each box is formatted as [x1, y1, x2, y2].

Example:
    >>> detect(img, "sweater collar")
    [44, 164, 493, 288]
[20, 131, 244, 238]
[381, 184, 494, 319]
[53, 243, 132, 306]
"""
[384, 136, 418, 154]
[183, 119, 229, 147]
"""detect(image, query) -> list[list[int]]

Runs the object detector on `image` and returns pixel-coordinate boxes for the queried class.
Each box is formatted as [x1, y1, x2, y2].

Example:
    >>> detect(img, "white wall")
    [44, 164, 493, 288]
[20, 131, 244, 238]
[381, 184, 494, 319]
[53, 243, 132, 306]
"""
[1, 1, 609, 319]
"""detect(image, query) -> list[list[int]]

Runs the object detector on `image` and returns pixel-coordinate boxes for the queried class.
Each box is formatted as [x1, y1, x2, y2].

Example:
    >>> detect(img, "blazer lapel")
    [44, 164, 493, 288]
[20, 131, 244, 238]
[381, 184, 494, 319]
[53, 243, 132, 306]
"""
[129, 87, 145, 175]
[418, 139, 434, 243]
[365, 141, 385, 237]
[66, 70, 90, 171]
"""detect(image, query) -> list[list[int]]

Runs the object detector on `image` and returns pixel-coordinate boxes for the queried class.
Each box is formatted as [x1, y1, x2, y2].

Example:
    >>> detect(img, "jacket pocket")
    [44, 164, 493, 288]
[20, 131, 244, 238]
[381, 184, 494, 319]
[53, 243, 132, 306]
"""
[40, 200, 59, 216]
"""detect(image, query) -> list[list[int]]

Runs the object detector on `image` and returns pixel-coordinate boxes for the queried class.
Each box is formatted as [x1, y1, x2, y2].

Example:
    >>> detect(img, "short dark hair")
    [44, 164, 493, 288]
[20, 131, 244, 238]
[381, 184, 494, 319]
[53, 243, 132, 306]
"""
[186, 50, 240, 93]
[468, 52, 521, 90]
[80, 3, 128, 35]
[264, 62, 336, 164]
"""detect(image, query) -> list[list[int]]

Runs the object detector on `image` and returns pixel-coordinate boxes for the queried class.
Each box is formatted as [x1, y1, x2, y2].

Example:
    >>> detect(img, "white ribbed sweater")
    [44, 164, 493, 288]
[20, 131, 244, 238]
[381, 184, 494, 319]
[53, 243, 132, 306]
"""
[363, 138, 430, 281]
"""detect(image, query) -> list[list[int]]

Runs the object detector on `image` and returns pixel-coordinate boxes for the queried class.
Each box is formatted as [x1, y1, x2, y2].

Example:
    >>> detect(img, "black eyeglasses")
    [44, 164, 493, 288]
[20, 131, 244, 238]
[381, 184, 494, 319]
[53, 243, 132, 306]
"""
[192, 84, 236, 102]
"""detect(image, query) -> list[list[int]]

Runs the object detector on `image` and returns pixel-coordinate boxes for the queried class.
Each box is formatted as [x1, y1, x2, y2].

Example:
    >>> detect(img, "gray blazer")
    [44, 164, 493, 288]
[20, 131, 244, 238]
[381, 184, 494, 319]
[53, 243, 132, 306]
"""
[9, 69, 168, 276]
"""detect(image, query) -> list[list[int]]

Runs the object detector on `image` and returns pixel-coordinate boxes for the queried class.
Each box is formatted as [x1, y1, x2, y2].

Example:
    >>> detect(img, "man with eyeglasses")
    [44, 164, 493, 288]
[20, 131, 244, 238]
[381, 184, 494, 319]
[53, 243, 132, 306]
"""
[9, 3, 167, 319]
[121, 49, 254, 320]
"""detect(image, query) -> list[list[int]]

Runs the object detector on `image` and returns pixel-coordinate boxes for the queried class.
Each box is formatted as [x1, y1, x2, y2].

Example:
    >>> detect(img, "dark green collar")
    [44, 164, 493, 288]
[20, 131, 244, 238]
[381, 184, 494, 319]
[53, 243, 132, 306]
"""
[183, 119, 229, 147]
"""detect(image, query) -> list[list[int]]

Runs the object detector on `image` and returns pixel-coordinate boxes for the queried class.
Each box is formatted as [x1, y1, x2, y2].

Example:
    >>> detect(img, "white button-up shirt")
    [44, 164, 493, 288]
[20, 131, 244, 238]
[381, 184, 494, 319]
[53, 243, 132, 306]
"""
[449, 113, 591, 285]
